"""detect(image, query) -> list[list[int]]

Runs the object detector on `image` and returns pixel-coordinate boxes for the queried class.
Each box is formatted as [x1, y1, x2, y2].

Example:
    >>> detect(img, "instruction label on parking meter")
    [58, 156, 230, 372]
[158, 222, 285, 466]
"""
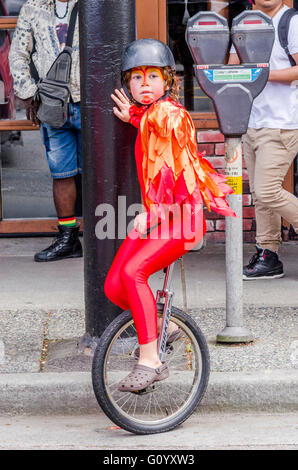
[204, 68, 262, 83]
[226, 174, 242, 195]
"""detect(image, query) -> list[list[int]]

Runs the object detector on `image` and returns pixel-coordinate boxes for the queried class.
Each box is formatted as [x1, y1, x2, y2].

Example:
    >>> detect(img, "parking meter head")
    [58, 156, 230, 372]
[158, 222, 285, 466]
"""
[231, 10, 275, 63]
[121, 39, 175, 73]
[185, 11, 230, 65]
[195, 63, 270, 136]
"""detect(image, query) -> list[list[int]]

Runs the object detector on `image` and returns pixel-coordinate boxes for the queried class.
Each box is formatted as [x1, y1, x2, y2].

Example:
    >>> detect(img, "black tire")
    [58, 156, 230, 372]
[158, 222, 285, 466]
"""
[92, 304, 210, 435]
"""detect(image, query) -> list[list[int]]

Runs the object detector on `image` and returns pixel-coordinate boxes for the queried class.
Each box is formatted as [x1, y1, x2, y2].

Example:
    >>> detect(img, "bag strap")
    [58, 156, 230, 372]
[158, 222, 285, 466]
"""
[278, 8, 298, 67]
[65, 2, 79, 48]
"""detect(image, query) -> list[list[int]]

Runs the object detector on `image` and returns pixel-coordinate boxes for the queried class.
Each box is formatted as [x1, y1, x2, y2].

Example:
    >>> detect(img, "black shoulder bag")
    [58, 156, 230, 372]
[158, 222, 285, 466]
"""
[36, 2, 78, 128]
[278, 8, 298, 67]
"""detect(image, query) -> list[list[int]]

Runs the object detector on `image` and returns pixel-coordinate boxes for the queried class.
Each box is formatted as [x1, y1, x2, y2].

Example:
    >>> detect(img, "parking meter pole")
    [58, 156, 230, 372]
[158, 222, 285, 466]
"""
[79, 0, 138, 349]
[216, 138, 253, 343]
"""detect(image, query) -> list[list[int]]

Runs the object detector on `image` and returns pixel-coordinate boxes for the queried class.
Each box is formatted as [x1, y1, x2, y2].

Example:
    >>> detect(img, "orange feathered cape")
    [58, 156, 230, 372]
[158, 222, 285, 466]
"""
[129, 98, 236, 223]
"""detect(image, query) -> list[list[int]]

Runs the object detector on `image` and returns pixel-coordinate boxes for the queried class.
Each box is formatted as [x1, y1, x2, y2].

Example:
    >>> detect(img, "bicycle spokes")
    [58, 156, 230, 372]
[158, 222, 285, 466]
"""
[103, 315, 203, 424]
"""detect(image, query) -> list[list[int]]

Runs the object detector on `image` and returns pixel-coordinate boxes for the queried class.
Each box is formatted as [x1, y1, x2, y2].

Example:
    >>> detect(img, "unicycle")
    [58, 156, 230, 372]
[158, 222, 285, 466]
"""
[92, 259, 210, 434]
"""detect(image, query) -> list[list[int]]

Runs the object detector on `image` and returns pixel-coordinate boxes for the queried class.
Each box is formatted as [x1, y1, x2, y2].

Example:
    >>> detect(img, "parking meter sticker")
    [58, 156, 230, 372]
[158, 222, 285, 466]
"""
[225, 176, 242, 195]
[251, 68, 262, 81]
[226, 147, 239, 164]
[204, 68, 262, 83]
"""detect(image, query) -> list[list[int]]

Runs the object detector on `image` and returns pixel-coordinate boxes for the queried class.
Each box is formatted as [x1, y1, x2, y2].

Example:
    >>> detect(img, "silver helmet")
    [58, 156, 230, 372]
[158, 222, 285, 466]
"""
[121, 39, 175, 72]
[121, 39, 175, 105]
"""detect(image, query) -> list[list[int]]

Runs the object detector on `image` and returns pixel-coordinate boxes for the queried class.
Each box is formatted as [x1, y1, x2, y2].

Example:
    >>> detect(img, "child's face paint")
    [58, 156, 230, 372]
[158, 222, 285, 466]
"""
[129, 67, 168, 105]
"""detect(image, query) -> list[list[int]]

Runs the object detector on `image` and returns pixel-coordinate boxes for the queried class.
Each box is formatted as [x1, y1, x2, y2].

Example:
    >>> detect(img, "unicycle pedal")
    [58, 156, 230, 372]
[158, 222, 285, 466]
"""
[131, 384, 157, 395]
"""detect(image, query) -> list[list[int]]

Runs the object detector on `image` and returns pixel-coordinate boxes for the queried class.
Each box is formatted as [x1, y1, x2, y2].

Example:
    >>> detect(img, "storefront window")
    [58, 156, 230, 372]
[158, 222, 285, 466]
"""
[0, 1, 8, 46]
[167, 0, 252, 111]
[0, 0, 56, 220]
[2, 1, 26, 16]
[0, 119, 57, 219]
[0, 0, 84, 226]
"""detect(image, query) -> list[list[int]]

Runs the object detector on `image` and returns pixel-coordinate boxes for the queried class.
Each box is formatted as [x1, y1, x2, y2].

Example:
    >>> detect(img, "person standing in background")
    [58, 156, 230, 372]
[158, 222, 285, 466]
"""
[229, 0, 298, 279]
[9, 0, 82, 262]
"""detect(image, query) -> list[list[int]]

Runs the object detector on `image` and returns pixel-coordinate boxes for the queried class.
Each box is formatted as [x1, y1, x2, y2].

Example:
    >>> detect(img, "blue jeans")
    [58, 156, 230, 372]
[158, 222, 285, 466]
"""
[40, 102, 82, 179]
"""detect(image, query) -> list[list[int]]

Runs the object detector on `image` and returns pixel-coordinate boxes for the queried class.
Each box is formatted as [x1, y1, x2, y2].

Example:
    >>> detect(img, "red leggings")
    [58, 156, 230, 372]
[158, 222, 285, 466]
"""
[104, 213, 205, 345]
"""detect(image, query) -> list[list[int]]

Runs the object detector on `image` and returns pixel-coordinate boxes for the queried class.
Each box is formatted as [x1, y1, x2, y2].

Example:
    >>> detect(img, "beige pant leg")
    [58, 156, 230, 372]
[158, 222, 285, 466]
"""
[243, 128, 281, 252]
[244, 128, 298, 252]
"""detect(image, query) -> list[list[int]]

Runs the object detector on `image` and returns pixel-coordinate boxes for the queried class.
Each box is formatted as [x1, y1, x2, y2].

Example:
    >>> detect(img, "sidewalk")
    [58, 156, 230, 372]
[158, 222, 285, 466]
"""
[0, 237, 297, 415]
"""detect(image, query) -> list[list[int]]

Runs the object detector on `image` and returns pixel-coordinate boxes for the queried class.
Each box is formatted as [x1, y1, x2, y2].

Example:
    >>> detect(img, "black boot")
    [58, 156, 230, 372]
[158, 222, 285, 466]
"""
[243, 245, 284, 280]
[34, 224, 83, 262]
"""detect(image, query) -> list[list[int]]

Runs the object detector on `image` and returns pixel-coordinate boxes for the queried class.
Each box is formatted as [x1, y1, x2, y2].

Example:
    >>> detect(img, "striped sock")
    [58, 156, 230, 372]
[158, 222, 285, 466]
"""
[58, 216, 77, 228]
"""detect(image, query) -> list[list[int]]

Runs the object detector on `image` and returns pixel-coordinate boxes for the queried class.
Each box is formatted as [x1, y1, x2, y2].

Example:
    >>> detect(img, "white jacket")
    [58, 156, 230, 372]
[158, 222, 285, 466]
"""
[9, 0, 80, 102]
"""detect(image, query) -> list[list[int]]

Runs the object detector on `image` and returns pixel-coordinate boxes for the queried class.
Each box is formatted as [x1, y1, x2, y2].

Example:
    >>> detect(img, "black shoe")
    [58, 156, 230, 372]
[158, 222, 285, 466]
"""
[243, 245, 284, 280]
[34, 224, 83, 262]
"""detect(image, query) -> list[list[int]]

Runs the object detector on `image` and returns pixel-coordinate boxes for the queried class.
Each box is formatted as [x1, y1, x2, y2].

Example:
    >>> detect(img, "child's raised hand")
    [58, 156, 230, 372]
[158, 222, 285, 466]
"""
[111, 88, 131, 122]
[134, 212, 148, 235]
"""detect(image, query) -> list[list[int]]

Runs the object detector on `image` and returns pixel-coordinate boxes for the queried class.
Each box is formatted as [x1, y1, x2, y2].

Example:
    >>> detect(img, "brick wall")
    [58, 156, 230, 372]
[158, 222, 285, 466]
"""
[197, 130, 256, 244]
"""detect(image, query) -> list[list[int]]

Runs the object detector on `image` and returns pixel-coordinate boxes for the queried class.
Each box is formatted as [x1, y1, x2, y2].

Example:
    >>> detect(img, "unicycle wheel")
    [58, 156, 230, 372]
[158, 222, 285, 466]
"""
[92, 304, 210, 435]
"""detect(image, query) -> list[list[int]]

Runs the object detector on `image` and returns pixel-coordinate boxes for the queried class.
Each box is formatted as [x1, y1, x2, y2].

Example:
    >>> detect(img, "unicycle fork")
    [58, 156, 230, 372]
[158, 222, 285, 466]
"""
[157, 262, 176, 362]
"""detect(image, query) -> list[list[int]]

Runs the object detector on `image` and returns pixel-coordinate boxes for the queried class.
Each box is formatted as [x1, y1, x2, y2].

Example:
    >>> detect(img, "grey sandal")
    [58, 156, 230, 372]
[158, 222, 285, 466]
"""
[133, 328, 184, 360]
[118, 363, 169, 392]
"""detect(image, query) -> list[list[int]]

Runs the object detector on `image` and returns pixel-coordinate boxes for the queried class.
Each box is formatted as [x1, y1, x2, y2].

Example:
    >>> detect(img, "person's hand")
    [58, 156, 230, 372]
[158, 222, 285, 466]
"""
[134, 212, 148, 235]
[21, 96, 40, 126]
[111, 88, 131, 122]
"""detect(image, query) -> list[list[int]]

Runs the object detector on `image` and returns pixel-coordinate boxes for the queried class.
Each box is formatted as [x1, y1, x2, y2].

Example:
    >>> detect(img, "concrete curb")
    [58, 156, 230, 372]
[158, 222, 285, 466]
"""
[0, 370, 296, 415]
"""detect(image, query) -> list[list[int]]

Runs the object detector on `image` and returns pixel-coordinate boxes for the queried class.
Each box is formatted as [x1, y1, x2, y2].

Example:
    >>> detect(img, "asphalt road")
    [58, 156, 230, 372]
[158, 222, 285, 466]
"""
[0, 412, 296, 450]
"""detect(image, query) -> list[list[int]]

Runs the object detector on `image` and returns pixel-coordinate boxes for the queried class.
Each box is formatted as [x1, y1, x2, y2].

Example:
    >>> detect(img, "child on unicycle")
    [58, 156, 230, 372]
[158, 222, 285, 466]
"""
[105, 39, 236, 393]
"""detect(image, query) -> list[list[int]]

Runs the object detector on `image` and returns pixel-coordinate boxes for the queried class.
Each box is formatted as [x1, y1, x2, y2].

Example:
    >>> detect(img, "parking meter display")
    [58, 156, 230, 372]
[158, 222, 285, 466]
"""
[204, 67, 262, 83]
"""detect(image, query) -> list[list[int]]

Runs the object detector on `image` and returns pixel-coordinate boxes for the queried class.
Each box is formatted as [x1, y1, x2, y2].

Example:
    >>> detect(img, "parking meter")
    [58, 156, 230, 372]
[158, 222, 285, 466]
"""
[195, 63, 269, 136]
[186, 10, 274, 137]
[231, 10, 275, 63]
[186, 12, 230, 65]
[185, 10, 275, 343]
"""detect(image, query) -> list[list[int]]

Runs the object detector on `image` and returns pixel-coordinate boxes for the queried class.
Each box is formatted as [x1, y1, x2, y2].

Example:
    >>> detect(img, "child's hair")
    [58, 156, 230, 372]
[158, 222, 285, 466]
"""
[123, 66, 180, 104]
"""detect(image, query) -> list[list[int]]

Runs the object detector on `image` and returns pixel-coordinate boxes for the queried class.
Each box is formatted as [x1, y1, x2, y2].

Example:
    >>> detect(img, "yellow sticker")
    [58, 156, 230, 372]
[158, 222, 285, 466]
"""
[226, 176, 242, 195]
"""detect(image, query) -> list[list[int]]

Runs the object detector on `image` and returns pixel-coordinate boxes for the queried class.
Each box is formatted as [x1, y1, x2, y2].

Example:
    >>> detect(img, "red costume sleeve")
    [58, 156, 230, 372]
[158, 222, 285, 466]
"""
[129, 105, 148, 128]
[138, 99, 236, 224]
